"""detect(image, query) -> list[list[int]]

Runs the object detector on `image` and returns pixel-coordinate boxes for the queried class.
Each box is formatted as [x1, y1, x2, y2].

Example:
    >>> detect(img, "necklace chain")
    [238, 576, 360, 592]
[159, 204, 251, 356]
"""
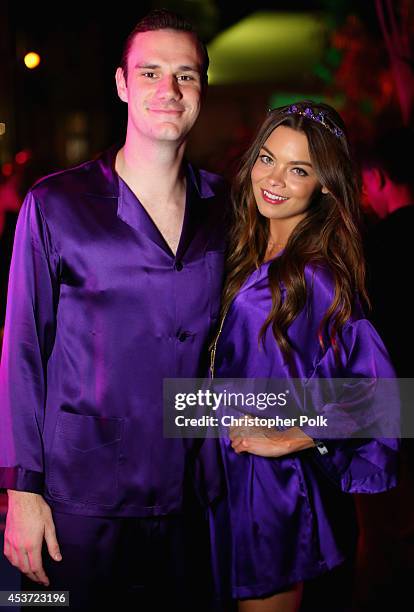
[267, 240, 286, 251]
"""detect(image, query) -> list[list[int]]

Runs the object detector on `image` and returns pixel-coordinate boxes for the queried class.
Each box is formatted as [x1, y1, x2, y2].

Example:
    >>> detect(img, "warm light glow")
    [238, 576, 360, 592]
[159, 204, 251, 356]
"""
[15, 150, 31, 165]
[0, 123, 5, 136]
[24, 52, 41, 69]
[2, 163, 13, 177]
[207, 12, 327, 85]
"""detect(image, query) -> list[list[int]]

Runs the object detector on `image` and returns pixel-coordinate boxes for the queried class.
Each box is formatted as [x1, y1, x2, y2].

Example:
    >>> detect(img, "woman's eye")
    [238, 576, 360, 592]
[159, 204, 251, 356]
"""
[292, 167, 308, 177]
[259, 154, 273, 165]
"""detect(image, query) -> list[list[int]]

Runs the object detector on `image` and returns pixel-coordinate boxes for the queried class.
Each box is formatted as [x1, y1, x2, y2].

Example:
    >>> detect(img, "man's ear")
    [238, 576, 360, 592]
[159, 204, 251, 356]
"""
[115, 67, 128, 103]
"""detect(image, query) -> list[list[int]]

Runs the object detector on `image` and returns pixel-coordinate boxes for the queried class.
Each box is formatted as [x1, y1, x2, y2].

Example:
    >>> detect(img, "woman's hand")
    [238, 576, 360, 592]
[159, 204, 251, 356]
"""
[229, 424, 315, 458]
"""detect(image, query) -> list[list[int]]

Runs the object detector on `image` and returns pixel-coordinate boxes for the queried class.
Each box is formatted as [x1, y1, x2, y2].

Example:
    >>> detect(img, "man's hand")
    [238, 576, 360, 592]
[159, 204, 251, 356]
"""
[229, 425, 315, 458]
[4, 491, 62, 586]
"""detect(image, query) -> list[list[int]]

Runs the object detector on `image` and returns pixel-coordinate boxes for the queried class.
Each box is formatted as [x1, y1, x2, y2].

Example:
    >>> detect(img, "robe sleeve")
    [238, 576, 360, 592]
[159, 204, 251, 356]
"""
[302, 310, 400, 493]
[0, 191, 59, 492]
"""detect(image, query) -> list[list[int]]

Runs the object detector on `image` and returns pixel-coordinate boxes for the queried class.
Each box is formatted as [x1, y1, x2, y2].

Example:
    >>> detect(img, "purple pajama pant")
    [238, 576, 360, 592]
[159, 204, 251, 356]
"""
[21, 509, 213, 611]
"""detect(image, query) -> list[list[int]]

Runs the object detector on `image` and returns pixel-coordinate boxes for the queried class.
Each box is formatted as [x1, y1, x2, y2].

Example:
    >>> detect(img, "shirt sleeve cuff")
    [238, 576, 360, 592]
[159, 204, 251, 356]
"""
[0, 467, 44, 493]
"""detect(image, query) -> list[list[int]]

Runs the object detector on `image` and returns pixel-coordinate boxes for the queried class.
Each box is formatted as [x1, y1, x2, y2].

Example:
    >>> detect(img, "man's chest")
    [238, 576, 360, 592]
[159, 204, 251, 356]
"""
[144, 204, 185, 255]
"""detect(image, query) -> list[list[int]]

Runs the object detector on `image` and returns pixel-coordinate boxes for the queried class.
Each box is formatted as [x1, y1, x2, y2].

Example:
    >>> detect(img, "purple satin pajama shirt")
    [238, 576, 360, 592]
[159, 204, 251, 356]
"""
[0, 146, 227, 517]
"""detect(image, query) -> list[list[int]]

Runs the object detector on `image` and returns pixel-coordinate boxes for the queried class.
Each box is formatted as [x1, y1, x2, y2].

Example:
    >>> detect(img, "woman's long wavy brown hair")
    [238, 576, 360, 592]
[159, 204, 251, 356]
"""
[220, 100, 369, 360]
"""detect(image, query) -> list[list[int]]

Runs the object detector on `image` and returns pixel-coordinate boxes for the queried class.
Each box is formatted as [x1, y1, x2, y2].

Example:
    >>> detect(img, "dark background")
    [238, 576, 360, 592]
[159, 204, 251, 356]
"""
[1, 1, 413, 610]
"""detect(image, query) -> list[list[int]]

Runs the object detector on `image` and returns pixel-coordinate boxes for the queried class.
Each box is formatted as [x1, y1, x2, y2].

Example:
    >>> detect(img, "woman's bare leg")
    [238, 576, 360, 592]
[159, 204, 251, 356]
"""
[238, 582, 303, 612]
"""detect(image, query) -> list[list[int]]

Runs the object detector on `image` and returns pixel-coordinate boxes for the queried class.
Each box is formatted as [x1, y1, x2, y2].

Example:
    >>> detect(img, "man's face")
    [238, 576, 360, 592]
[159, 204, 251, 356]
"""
[116, 29, 204, 145]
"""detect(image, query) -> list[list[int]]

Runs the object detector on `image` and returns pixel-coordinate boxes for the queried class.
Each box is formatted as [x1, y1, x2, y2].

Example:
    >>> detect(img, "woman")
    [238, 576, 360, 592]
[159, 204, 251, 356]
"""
[210, 101, 399, 612]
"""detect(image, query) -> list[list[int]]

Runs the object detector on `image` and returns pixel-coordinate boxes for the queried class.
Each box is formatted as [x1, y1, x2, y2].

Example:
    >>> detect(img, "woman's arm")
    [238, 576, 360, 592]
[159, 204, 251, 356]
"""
[229, 425, 316, 458]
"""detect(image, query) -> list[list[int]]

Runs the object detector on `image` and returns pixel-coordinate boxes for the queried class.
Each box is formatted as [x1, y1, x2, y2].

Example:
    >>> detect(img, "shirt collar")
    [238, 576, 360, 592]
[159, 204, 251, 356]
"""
[86, 143, 216, 200]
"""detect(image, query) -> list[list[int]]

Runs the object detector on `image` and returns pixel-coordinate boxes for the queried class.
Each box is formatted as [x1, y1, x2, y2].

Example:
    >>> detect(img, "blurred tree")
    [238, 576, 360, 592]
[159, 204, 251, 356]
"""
[375, 0, 414, 125]
[149, 0, 219, 40]
[312, 1, 412, 145]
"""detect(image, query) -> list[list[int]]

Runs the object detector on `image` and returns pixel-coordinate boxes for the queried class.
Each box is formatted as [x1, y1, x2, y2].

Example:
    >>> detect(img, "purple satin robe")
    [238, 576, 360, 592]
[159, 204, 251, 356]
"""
[0, 146, 227, 516]
[212, 258, 399, 598]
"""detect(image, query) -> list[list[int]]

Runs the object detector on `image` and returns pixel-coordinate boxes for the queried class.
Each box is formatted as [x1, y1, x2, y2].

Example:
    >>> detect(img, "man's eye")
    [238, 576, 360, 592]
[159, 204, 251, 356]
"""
[142, 72, 157, 78]
[177, 75, 193, 82]
[259, 154, 273, 165]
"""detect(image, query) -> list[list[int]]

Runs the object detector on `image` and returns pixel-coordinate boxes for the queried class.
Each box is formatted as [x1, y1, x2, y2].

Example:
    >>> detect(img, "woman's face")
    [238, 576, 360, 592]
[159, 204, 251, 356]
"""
[251, 125, 327, 232]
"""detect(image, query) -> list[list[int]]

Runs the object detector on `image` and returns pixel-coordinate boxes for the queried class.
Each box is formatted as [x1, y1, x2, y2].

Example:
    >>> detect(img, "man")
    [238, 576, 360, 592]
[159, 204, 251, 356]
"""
[362, 126, 414, 377]
[0, 9, 226, 610]
[352, 126, 414, 610]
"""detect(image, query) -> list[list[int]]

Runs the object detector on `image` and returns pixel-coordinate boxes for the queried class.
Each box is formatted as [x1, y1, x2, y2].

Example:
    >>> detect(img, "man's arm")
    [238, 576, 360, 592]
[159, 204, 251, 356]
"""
[0, 190, 61, 582]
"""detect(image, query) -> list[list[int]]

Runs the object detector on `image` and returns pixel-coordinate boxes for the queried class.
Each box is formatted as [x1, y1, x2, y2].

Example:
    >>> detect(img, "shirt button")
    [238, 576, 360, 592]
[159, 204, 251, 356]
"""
[175, 261, 183, 271]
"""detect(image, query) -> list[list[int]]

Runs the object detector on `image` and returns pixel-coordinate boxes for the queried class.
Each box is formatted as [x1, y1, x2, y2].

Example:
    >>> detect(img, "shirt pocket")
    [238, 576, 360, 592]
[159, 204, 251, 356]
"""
[47, 410, 124, 506]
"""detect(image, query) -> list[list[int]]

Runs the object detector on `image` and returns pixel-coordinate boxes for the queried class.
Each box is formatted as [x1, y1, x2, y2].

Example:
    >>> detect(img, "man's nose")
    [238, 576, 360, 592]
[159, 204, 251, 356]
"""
[157, 75, 182, 100]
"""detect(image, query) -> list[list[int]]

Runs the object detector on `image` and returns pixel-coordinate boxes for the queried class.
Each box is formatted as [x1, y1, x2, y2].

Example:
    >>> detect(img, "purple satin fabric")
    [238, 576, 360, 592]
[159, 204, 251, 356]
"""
[212, 259, 399, 598]
[21, 511, 206, 611]
[0, 146, 227, 516]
